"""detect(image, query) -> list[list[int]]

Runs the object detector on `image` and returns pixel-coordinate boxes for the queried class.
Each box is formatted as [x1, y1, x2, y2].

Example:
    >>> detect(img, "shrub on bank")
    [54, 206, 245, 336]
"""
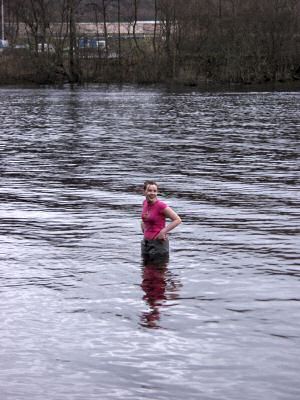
[0, 46, 299, 86]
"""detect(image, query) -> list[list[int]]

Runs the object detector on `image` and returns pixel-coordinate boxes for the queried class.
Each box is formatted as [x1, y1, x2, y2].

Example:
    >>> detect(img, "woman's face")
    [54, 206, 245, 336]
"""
[144, 184, 158, 203]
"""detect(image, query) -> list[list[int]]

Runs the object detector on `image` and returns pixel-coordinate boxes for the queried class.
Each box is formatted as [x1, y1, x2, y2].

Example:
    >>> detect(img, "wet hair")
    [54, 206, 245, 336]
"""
[143, 180, 158, 191]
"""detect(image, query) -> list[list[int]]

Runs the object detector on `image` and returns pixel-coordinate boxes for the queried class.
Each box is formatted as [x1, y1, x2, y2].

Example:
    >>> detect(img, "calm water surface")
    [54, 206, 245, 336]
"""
[0, 85, 299, 400]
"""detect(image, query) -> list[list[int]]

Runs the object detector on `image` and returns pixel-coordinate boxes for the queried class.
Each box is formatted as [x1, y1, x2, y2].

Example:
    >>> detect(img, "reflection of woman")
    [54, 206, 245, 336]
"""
[141, 261, 168, 327]
[141, 180, 181, 259]
[140, 259, 180, 329]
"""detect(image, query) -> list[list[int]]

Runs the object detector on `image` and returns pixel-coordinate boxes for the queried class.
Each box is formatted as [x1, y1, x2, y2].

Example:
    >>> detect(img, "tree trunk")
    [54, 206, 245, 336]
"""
[68, 0, 80, 82]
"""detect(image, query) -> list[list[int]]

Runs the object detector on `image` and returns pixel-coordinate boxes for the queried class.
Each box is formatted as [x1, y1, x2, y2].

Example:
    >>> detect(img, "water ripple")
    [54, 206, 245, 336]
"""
[0, 86, 299, 400]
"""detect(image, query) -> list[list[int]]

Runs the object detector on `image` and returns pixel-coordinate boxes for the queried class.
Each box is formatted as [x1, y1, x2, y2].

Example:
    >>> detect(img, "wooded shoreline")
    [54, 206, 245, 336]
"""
[1, 1, 300, 86]
[1, 50, 300, 87]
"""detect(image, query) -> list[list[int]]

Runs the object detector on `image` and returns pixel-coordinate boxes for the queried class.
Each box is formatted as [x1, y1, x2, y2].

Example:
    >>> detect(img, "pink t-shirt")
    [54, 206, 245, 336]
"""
[142, 199, 168, 240]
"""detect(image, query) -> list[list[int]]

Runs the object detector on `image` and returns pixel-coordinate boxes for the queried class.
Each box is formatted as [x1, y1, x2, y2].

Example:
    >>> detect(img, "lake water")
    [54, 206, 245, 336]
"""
[0, 85, 299, 400]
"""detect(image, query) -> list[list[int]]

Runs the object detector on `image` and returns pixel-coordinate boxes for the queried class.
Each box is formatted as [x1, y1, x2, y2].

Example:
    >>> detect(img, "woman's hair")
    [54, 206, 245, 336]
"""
[143, 180, 158, 190]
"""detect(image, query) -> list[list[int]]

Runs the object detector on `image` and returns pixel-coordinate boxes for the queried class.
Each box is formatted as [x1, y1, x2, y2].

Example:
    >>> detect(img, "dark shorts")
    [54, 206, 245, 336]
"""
[141, 239, 169, 260]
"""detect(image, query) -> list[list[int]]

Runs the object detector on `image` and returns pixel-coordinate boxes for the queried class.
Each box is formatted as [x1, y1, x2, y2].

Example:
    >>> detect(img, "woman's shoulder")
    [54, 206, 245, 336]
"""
[157, 199, 168, 209]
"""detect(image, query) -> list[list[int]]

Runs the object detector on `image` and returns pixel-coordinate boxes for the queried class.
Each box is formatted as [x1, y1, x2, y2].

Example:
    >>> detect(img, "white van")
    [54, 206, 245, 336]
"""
[0, 39, 9, 49]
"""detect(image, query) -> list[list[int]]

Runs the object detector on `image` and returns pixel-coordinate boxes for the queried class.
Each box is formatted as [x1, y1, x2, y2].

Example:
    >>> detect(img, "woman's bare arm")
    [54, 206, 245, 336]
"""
[156, 207, 181, 240]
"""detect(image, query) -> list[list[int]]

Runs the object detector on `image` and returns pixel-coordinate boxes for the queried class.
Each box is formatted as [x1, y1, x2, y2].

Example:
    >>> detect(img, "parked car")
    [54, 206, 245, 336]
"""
[15, 44, 29, 49]
[78, 38, 106, 49]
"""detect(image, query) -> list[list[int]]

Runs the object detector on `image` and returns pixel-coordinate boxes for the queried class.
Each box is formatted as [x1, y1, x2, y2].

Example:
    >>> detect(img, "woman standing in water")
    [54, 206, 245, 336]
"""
[141, 180, 182, 259]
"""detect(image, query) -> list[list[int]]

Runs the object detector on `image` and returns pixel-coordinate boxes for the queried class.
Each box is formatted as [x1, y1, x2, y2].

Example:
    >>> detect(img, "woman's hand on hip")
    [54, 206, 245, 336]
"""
[156, 230, 167, 240]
